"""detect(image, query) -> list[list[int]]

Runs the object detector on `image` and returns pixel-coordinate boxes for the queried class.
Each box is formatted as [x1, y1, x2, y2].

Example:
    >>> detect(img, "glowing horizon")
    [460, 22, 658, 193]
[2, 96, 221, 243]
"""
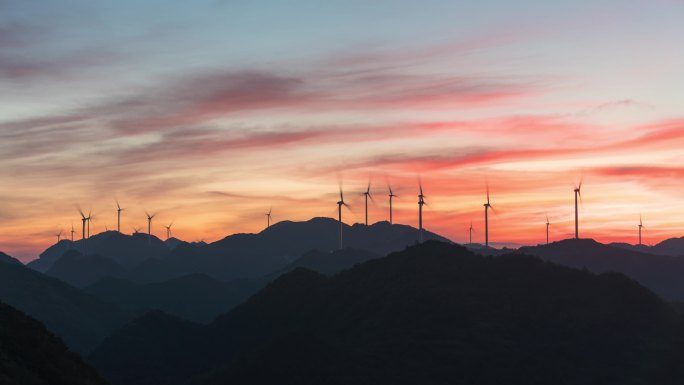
[2, 0, 684, 262]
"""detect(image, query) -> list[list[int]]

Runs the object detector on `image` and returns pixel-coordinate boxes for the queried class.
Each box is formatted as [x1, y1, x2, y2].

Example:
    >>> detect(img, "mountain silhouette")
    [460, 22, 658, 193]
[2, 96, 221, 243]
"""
[518, 238, 684, 301]
[610, 236, 684, 256]
[85, 274, 263, 323]
[89, 241, 684, 385]
[25, 218, 446, 286]
[89, 310, 202, 385]
[46, 250, 128, 288]
[0, 251, 22, 265]
[26, 239, 73, 272]
[164, 237, 184, 250]
[128, 217, 449, 283]
[271, 248, 380, 277]
[0, 261, 129, 353]
[85, 248, 381, 323]
[0, 300, 107, 385]
[28, 231, 170, 272]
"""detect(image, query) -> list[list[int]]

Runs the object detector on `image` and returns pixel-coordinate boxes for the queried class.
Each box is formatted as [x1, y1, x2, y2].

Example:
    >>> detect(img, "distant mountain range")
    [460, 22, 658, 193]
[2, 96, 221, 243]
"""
[609, 236, 684, 256]
[6, 219, 684, 384]
[268, 248, 380, 278]
[0, 218, 446, 353]
[89, 241, 684, 385]
[0, 261, 129, 354]
[16, 217, 684, 304]
[518, 239, 684, 301]
[84, 274, 263, 324]
[27, 231, 173, 273]
[0, 300, 107, 385]
[26, 218, 448, 285]
[8, 216, 684, 361]
[46, 250, 129, 288]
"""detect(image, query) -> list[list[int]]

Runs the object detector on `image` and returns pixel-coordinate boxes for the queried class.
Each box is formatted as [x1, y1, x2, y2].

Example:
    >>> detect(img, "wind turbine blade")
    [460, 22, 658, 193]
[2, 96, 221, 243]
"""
[490, 204, 498, 215]
[337, 173, 344, 201]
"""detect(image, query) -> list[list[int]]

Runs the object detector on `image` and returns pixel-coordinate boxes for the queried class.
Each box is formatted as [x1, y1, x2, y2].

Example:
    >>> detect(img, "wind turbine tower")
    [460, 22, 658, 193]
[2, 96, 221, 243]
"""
[388, 185, 397, 224]
[418, 181, 426, 243]
[163, 221, 174, 240]
[469, 221, 473, 244]
[116, 201, 125, 233]
[363, 181, 373, 226]
[265, 208, 272, 229]
[638, 215, 644, 246]
[546, 216, 550, 245]
[78, 209, 87, 240]
[574, 180, 582, 239]
[484, 186, 493, 248]
[85, 209, 92, 238]
[145, 211, 156, 244]
[337, 185, 350, 250]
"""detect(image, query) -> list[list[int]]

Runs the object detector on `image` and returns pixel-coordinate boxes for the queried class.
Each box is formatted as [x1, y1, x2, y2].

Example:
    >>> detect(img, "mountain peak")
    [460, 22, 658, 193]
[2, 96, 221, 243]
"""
[0, 251, 22, 265]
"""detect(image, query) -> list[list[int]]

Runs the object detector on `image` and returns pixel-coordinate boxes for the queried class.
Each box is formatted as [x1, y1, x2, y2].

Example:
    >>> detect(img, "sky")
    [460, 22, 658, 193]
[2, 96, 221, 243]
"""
[1, 0, 684, 262]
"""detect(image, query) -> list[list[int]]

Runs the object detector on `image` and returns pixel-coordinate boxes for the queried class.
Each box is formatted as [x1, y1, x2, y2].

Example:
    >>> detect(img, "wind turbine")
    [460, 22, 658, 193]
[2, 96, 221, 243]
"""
[418, 180, 426, 243]
[163, 221, 174, 240]
[55, 229, 63, 243]
[363, 181, 373, 226]
[70, 224, 75, 242]
[574, 180, 582, 240]
[132, 226, 142, 234]
[337, 183, 351, 250]
[78, 208, 87, 240]
[638, 215, 644, 246]
[469, 221, 474, 244]
[145, 211, 156, 244]
[85, 209, 93, 238]
[265, 208, 272, 229]
[484, 185, 494, 248]
[545, 216, 551, 245]
[116, 201, 125, 233]
[388, 184, 397, 224]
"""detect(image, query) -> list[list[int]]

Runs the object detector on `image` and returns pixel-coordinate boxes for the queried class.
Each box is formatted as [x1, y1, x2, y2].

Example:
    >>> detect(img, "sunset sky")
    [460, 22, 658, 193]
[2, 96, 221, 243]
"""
[1, 0, 684, 262]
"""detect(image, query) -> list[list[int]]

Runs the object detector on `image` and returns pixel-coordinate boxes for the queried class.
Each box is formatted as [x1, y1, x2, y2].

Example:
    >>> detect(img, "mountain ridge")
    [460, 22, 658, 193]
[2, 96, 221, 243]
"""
[89, 241, 684, 385]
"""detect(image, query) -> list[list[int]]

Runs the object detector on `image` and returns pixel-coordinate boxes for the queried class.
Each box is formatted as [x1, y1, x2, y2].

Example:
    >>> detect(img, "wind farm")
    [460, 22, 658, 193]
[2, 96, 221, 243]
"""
[1, 1, 683, 384]
[41, 176, 660, 254]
